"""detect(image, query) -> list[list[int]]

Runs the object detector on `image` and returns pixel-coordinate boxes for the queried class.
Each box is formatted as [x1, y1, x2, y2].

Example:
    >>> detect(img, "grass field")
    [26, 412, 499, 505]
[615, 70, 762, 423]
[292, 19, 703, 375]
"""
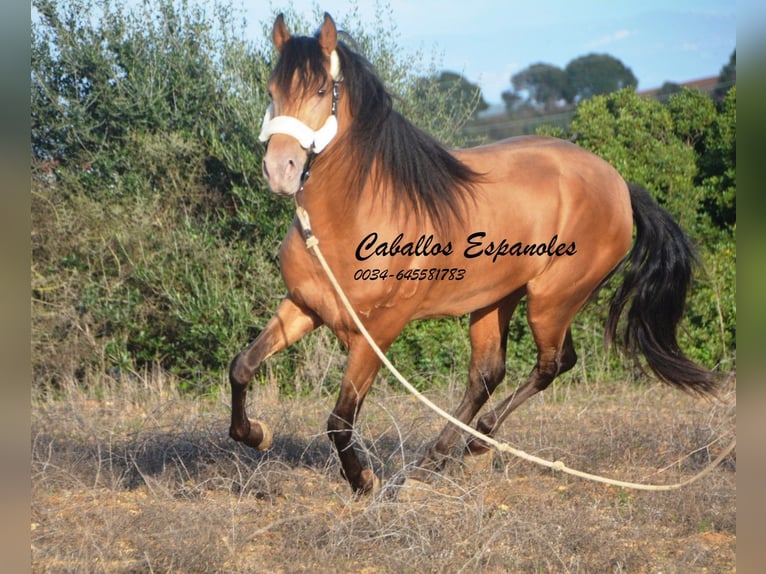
[31, 371, 735, 573]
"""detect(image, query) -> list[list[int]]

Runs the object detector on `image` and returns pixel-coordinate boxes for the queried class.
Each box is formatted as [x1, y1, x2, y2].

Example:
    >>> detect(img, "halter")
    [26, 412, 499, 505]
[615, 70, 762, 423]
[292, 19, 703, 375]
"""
[258, 50, 342, 156]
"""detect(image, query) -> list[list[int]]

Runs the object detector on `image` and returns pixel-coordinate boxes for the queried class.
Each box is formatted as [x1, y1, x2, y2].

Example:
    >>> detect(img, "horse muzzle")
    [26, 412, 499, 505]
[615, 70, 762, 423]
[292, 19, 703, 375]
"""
[262, 141, 308, 197]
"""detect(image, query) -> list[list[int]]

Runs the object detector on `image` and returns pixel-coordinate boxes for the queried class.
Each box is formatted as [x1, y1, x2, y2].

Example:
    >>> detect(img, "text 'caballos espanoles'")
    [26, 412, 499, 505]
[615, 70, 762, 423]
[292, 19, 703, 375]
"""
[354, 232, 577, 263]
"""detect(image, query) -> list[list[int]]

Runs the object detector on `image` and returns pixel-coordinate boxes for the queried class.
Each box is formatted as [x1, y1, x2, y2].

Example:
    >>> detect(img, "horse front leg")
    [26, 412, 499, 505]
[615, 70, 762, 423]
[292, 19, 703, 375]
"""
[327, 341, 385, 494]
[229, 296, 321, 449]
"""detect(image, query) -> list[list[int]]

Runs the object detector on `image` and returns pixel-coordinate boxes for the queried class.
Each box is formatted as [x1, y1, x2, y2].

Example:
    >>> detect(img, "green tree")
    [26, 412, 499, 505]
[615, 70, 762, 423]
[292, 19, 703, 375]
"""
[568, 89, 698, 229]
[33, 0, 225, 192]
[714, 50, 736, 100]
[504, 54, 637, 112]
[540, 87, 735, 369]
[671, 87, 736, 234]
[564, 53, 637, 102]
[435, 71, 488, 117]
[656, 81, 683, 101]
[500, 89, 523, 113]
[511, 62, 568, 110]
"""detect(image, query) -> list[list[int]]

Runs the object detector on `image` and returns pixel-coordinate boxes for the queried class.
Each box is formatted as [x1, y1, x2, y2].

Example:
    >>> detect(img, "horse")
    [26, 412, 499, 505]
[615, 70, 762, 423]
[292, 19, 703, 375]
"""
[228, 12, 718, 494]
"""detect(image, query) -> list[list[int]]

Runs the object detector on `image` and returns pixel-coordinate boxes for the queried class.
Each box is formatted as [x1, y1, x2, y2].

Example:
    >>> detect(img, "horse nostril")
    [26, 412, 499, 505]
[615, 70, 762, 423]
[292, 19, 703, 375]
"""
[284, 158, 297, 178]
[262, 159, 270, 180]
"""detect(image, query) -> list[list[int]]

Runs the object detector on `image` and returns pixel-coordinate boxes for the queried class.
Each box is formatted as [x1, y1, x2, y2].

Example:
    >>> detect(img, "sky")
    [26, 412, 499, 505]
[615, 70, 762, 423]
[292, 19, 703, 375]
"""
[244, 0, 737, 105]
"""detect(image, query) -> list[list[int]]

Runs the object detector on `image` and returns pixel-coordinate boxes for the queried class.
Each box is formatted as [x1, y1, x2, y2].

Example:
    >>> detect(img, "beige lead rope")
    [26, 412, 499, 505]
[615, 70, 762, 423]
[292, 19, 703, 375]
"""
[294, 204, 735, 491]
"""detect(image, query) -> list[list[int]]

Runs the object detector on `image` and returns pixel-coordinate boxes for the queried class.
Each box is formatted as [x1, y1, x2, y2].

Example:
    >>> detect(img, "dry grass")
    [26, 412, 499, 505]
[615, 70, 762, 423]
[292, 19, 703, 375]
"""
[31, 371, 735, 573]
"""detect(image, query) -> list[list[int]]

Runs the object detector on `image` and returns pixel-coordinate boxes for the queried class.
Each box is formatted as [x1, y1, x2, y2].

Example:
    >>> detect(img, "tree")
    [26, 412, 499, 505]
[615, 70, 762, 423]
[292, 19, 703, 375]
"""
[503, 54, 637, 112]
[668, 87, 736, 233]
[32, 0, 264, 198]
[714, 50, 736, 100]
[510, 62, 568, 110]
[500, 89, 523, 113]
[564, 53, 637, 102]
[430, 71, 488, 117]
[539, 87, 735, 370]
[567, 89, 698, 229]
[657, 81, 683, 101]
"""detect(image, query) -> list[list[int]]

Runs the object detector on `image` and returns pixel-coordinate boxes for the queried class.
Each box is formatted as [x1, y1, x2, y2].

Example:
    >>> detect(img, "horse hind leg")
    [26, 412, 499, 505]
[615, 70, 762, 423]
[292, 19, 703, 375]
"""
[410, 292, 522, 481]
[465, 319, 578, 457]
[465, 257, 621, 455]
[229, 296, 321, 450]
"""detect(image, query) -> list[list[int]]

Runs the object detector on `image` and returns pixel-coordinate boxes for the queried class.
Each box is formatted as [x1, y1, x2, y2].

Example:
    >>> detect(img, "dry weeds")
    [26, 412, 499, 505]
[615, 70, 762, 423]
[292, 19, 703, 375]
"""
[31, 372, 735, 573]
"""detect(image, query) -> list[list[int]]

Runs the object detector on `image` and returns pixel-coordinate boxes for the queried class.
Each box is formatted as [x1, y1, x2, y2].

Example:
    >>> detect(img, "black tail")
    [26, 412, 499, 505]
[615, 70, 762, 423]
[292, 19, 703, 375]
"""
[605, 183, 718, 396]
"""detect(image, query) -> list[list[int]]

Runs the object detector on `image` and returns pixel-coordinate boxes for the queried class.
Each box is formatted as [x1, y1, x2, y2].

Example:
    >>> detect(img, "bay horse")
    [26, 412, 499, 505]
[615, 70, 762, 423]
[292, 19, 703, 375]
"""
[229, 12, 718, 494]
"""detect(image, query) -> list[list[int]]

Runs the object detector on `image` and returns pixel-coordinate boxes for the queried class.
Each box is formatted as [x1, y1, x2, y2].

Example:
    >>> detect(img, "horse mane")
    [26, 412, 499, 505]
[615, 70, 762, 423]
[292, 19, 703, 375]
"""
[272, 31, 482, 229]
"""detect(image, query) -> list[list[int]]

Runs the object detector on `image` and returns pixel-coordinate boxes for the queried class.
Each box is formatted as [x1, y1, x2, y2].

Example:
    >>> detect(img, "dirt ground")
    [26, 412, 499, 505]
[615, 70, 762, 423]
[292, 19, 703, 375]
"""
[31, 375, 735, 573]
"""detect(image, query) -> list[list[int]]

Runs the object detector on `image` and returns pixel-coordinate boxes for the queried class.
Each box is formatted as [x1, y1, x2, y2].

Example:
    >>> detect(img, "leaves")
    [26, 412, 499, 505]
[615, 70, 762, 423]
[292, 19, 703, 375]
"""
[511, 63, 568, 110]
[552, 87, 736, 370]
[564, 53, 638, 102]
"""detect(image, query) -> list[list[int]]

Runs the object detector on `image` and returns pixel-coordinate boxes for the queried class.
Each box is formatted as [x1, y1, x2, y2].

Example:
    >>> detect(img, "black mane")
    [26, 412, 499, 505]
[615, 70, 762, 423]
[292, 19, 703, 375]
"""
[273, 31, 481, 228]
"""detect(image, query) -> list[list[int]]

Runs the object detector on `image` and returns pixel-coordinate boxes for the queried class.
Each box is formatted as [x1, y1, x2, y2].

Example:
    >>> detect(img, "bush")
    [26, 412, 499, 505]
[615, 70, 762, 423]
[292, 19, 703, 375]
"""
[31, 0, 482, 391]
[540, 87, 736, 373]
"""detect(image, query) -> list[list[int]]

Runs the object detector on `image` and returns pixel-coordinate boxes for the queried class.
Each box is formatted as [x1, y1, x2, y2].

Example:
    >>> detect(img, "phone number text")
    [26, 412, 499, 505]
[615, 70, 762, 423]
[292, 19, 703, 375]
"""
[353, 268, 466, 281]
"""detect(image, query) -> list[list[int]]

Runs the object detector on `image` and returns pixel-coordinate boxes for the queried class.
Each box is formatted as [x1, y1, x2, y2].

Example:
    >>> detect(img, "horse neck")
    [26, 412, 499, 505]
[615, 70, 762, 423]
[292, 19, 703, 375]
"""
[299, 103, 417, 239]
[301, 104, 355, 217]
[300, 142, 357, 230]
[301, 146, 400, 241]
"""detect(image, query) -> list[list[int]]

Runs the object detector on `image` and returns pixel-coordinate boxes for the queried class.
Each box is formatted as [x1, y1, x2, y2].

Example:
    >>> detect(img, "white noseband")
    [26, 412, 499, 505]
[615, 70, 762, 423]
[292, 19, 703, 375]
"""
[258, 50, 342, 154]
[258, 110, 338, 153]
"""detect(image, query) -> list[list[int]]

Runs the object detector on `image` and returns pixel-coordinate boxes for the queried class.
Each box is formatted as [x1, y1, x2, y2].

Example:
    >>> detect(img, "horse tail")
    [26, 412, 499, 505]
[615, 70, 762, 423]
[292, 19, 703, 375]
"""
[604, 183, 718, 396]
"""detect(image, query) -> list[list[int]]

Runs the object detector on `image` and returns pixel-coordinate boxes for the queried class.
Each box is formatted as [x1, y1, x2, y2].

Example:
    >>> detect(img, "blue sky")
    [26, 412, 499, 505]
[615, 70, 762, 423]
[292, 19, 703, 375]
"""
[245, 1, 736, 104]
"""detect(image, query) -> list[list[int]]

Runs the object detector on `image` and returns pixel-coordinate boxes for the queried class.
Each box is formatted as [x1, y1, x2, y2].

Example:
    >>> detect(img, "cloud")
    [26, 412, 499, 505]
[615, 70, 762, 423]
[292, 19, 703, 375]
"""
[586, 29, 634, 49]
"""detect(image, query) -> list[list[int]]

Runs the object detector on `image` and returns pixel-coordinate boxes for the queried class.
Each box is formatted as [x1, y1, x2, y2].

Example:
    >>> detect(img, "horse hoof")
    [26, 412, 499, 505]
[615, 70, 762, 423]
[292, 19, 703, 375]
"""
[243, 419, 273, 451]
[464, 436, 492, 456]
[358, 468, 380, 496]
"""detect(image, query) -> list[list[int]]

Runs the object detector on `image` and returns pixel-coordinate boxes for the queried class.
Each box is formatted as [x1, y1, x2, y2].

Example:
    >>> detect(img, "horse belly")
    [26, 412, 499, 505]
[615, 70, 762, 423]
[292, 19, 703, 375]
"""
[410, 249, 543, 318]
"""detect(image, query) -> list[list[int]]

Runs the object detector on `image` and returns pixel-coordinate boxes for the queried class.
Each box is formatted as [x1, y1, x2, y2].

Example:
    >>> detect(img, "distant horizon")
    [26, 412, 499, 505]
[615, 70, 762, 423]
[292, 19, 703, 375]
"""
[469, 68, 731, 114]
[475, 72, 730, 120]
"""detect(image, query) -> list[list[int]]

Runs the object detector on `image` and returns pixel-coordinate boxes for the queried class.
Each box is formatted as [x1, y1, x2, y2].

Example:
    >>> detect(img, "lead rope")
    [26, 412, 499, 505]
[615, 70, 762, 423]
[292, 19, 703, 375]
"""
[294, 202, 735, 491]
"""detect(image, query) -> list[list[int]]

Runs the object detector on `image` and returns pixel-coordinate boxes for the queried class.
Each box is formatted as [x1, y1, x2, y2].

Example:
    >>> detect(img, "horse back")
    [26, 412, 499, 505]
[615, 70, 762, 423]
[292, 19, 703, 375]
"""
[454, 136, 632, 244]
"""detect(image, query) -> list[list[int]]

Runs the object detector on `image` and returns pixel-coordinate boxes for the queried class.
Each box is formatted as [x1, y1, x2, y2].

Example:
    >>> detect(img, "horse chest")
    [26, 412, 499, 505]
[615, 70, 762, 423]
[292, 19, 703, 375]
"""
[278, 229, 392, 329]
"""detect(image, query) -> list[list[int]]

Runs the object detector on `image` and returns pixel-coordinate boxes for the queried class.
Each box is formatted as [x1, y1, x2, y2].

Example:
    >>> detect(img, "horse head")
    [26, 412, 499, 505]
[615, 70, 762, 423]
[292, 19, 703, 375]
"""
[260, 13, 343, 196]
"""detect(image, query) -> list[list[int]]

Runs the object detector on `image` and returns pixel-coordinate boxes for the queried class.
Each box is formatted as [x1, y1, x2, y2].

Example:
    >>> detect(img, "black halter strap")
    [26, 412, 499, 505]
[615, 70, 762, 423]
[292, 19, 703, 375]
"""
[300, 151, 316, 188]
[297, 78, 341, 189]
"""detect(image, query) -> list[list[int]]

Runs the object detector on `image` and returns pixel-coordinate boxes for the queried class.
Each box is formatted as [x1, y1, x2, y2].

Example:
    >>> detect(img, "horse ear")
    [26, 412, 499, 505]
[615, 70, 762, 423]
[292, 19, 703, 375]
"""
[273, 13, 291, 52]
[318, 12, 337, 57]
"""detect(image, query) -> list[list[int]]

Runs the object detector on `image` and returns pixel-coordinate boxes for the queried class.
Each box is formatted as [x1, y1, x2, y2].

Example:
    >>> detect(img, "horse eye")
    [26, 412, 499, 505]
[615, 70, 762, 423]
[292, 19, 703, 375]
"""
[317, 87, 328, 97]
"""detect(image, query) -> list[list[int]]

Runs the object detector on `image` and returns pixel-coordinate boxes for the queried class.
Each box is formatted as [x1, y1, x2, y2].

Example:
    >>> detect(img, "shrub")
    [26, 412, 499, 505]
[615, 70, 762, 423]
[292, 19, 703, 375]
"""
[31, 0, 481, 391]
[540, 87, 736, 373]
